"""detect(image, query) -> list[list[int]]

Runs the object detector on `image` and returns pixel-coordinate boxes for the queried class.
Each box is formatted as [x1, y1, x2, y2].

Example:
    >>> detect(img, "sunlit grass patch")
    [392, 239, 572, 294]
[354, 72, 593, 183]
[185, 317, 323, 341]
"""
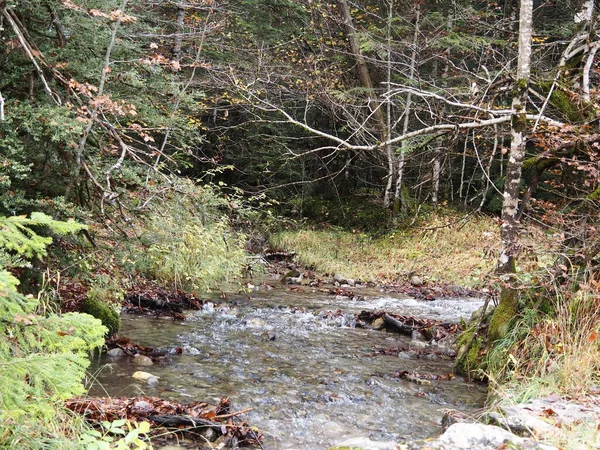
[270, 209, 501, 286]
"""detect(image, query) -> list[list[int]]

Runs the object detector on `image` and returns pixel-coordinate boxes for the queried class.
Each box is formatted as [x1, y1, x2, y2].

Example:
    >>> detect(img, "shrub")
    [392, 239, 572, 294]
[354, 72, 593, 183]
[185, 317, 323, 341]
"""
[139, 181, 247, 292]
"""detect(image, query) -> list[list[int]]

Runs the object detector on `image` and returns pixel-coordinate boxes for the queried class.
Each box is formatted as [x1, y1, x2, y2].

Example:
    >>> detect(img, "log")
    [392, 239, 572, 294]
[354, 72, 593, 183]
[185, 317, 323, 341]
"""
[263, 251, 296, 260]
[147, 414, 221, 431]
[126, 294, 184, 313]
[383, 314, 415, 335]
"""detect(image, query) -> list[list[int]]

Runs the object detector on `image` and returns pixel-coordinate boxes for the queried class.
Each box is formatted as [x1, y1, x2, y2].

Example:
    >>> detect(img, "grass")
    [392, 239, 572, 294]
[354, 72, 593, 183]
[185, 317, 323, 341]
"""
[489, 292, 600, 401]
[270, 209, 501, 287]
[486, 291, 600, 450]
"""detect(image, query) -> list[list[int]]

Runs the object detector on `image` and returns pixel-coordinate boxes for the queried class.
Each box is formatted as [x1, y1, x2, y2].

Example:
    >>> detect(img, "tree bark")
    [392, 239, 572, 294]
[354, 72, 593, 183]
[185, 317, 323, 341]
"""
[393, 3, 420, 215]
[489, 0, 533, 343]
[336, 0, 386, 142]
[173, 5, 186, 62]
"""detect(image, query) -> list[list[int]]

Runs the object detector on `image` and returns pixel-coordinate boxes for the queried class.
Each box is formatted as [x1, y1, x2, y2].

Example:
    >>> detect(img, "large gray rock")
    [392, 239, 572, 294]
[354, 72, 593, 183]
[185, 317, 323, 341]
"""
[330, 437, 400, 450]
[421, 423, 558, 450]
[410, 275, 424, 287]
[486, 407, 558, 438]
[106, 347, 125, 357]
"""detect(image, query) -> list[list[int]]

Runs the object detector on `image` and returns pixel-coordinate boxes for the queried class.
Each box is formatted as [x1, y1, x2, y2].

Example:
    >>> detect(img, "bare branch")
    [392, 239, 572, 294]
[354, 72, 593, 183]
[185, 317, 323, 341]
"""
[1, 7, 60, 105]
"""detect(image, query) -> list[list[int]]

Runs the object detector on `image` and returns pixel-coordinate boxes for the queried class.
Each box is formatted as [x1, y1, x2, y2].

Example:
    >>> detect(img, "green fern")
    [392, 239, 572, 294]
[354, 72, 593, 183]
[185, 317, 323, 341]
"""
[0, 215, 105, 448]
[0, 213, 86, 267]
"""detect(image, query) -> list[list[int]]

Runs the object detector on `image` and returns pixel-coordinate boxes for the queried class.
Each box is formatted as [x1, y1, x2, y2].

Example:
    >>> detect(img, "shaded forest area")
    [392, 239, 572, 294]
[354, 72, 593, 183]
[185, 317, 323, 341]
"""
[0, 0, 599, 448]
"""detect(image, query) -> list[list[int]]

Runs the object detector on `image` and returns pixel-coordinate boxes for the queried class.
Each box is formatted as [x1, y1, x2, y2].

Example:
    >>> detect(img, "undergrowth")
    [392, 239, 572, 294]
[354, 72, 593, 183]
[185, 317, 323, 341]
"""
[485, 288, 600, 450]
[488, 290, 600, 402]
[137, 181, 247, 292]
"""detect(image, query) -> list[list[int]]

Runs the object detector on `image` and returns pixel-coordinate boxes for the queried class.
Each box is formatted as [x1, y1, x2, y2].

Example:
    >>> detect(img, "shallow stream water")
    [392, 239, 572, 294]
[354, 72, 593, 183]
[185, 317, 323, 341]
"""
[89, 285, 487, 449]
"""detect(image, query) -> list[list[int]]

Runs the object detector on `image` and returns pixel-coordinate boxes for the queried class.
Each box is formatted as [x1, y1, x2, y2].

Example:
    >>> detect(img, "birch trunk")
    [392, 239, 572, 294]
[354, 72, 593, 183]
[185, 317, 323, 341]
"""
[393, 3, 420, 215]
[489, 0, 533, 342]
[383, 1, 395, 208]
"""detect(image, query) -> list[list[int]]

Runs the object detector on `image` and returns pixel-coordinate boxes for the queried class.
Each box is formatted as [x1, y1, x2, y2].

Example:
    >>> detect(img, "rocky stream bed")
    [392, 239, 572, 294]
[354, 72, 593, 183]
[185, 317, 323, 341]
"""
[84, 281, 598, 449]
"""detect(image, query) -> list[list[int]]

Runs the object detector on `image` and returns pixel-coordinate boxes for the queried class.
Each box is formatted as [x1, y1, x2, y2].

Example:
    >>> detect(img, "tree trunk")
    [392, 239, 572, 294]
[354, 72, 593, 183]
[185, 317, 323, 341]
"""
[173, 6, 186, 62]
[336, 0, 387, 144]
[393, 3, 420, 215]
[383, 0, 395, 208]
[489, 0, 533, 343]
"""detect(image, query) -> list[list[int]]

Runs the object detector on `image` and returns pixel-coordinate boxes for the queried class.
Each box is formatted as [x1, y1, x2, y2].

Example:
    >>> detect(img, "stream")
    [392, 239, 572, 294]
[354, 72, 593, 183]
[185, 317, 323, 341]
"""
[89, 284, 487, 449]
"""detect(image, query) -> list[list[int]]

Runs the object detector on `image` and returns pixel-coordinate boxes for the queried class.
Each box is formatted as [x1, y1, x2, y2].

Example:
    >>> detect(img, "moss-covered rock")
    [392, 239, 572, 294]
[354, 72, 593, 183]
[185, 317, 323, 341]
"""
[455, 328, 487, 381]
[81, 297, 121, 336]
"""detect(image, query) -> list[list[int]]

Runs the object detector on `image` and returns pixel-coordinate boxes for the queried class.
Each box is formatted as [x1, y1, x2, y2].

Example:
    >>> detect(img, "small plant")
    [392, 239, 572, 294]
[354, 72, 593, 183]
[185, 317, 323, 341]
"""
[79, 420, 153, 450]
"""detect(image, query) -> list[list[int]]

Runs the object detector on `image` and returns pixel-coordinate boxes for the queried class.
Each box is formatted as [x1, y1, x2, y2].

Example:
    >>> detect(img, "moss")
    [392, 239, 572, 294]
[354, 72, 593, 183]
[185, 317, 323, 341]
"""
[587, 185, 600, 201]
[511, 113, 527, 133]
[488, 287, 518, 343]
[550, 90, 583, 122]
[455, 327, 486, 380]
[81, 297, 121, 336]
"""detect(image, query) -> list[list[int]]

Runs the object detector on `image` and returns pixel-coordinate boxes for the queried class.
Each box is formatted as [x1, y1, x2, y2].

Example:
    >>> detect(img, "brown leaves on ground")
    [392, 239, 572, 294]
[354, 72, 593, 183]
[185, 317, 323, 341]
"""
[66, 396, 262, 446]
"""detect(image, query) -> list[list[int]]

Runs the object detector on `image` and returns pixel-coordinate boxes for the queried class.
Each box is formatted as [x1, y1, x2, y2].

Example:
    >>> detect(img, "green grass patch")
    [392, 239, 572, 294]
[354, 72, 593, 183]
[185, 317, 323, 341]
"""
[271, 209, 499, 286]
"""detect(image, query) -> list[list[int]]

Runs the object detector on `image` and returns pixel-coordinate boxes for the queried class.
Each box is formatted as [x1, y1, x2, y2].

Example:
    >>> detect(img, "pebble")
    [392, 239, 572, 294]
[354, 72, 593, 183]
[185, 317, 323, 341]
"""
[133, 354, 153, 366]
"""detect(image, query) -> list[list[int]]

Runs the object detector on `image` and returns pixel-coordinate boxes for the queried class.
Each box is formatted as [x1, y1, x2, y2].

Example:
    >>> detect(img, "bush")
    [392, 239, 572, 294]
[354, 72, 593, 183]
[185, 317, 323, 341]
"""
[139, 181, 247, 292]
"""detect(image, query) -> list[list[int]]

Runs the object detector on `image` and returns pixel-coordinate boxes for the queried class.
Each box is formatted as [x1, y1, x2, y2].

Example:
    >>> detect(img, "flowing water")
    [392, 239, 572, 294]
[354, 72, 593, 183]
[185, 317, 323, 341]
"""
[89, 284, 487, 449]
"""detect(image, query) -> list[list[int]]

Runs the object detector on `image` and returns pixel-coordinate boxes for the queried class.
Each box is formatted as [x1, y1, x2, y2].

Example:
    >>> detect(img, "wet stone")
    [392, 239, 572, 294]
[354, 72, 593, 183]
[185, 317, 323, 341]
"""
[107, 347, 125, 357]
[133, 354, 153, 366]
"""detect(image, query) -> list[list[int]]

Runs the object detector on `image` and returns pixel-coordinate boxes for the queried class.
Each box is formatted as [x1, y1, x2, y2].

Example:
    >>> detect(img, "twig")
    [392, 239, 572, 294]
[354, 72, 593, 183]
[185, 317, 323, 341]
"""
[213, 407, 253, 420]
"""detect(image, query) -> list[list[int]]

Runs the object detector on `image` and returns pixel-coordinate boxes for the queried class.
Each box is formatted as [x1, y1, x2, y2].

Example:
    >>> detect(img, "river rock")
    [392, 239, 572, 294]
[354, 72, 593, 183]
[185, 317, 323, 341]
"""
[132, 371, 159, 381]
[260, 330, 277, 341]
[331, 437, 399, 450]
[488, 396, 600, 438]
[333, 273, 346, 284]
[486, 407, 558, 438]
[410, 275, 424, 287]
[245, 317, 267, 328]
[131, 400, 154, 413]
[106, 347, 125, 357]
[146, 376, 159, 386]
[133, 354, 153, 366]
[413, 423, 558, 450]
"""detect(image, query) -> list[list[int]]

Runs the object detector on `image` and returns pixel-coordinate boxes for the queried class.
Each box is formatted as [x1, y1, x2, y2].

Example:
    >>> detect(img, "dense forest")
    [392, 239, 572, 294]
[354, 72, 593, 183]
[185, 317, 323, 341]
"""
[1, 0, 599, 448]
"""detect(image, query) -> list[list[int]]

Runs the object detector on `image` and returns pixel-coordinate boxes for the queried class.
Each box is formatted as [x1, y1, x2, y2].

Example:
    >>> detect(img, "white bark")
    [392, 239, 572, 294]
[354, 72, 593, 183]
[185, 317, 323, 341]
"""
[498, 0, 533, 275]
[393, 4, 420, 212]
[0, 90, 4, 121]
[574, 0, 594, 24]
[383, 0, 395, 208]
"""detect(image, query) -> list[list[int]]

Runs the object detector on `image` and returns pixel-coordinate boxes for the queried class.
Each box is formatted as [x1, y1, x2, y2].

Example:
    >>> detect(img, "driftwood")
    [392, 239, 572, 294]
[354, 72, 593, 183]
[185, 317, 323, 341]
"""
[147, 414, 221, 431]
[124, 284, 204, 317]
[263, 251, 296, 260]
[66, 396, 262, 446]
[383, 313, 415, 335]
[126, 294, 184, 313]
